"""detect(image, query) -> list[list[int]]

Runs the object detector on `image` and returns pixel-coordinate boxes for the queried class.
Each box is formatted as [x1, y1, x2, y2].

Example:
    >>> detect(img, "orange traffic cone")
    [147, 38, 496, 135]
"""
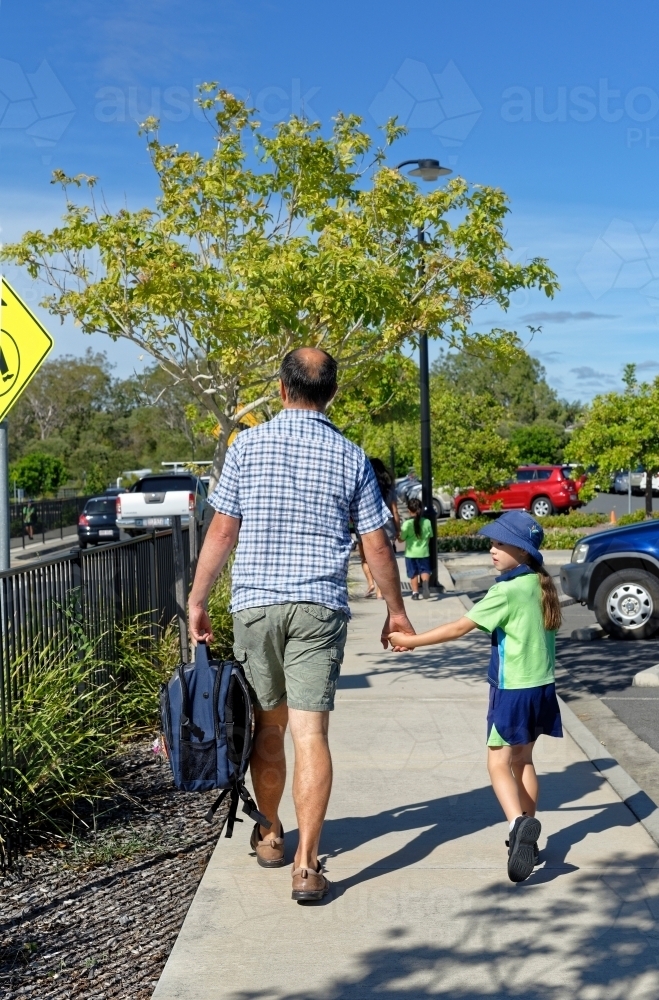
[610, 509, 617, 525]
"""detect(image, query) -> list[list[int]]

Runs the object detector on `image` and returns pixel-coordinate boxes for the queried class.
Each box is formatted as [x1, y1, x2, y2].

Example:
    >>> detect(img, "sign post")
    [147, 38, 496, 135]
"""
[0, 421, 8, 569]
[0, 278, 55, 570]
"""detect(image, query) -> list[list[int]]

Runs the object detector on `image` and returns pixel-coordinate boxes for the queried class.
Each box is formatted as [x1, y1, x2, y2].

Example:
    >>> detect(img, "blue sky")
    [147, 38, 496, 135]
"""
[1, 0, 658, 399]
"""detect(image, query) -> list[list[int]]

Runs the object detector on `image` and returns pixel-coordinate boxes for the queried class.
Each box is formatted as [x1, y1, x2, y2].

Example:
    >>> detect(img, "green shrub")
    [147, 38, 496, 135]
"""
[616, 510, 659, 526]
[540, 531, 582, 550]
[206, 568, 234, 660]
[437, 517, 489, 538]
[436, 536, 491, 552]
[538, 511, 607, 528]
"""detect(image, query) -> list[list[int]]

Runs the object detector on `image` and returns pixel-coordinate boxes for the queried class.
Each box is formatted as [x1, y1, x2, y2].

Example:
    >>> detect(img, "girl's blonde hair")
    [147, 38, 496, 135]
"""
[528, 556, 562, 631]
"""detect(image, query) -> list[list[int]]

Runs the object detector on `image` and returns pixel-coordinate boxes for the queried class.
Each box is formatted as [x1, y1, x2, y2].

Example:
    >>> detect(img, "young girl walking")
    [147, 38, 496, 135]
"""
[388, 510, 563, 883]
[400, 498, 433, 601]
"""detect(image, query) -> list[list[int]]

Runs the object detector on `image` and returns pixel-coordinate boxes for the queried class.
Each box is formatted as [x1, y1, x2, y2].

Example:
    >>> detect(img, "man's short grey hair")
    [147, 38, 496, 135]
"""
[280, 348, 338, 406]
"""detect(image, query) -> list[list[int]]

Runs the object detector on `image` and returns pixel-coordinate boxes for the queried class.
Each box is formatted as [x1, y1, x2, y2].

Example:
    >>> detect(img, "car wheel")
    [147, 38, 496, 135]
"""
[593, 569, 659, 639]
[79, 539, 87, 550]
[458, 500, 479, 521]
[531, 496, 553, 518]
[432, 498, 442, 517]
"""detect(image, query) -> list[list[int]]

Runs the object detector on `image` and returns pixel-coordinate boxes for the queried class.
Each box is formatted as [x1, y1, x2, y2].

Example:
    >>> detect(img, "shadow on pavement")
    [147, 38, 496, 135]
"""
[231, 845, 659, 998]
[281, 763, 641, 898]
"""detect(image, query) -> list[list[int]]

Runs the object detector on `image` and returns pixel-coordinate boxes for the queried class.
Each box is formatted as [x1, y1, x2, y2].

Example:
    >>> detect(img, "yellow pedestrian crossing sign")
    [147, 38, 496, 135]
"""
[0, 277, 54, 422]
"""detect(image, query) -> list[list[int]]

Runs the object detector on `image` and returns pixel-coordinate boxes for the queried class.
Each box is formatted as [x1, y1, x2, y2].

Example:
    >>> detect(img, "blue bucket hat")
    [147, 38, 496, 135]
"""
[477, 510, 544, 565]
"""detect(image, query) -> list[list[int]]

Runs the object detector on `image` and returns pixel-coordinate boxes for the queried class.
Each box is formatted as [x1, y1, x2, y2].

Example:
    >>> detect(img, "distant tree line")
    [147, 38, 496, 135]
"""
[8, 350, 216, 496]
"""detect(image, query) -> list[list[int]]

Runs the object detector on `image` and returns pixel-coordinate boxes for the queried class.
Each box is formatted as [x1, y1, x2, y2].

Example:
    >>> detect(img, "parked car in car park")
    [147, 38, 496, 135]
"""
[115, 473, 208, 536]
[78, 496, 121, 548]
[561, 519, 659, 639]
[612, 468, 658, 495]
[395, 476, 453, 517]
[456, 465, 583, 520]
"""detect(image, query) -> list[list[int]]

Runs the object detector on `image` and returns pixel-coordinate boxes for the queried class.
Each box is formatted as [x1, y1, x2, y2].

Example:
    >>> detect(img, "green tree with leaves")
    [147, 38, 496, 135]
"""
[1, 86, 557, 486]
[509, 423, 566, 464]
[10, 453, 67, 497]
[566, 364, 659, 515]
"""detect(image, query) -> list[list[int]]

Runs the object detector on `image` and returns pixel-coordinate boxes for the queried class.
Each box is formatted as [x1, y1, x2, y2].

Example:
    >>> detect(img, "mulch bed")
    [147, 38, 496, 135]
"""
[0, 739, 228, 999]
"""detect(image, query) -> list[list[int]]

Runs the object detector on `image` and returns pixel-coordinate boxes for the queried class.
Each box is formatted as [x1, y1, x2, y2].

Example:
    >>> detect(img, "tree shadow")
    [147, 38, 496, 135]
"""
[230, 846, 659, 998]
[283, 762, 641, 897]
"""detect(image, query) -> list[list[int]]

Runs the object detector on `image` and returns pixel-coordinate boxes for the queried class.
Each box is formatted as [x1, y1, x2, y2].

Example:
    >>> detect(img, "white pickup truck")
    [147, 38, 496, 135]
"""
[116, 473, 208, 536]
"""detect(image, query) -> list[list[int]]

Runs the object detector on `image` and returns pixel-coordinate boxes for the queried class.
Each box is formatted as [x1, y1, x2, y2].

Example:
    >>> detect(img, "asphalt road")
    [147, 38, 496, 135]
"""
[582, 490, 656, 518]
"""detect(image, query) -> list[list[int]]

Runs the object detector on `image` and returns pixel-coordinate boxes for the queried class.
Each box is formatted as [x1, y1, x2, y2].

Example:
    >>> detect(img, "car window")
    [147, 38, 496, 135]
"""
[85, 499, 116, 515]
[134, 476, 197, 493]
[516, 470, 535, 482]
[536, 470, 552, 480]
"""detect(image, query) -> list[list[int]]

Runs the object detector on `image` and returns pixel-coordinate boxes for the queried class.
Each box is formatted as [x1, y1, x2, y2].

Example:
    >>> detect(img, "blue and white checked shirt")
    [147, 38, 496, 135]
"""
[208, 408, 390, 614]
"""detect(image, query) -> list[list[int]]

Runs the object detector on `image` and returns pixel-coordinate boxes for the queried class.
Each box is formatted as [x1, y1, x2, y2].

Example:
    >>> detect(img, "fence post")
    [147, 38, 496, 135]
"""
[172, 516, 189, 664]
[148, 530, 158, 640]
[189, 514, 199, 584]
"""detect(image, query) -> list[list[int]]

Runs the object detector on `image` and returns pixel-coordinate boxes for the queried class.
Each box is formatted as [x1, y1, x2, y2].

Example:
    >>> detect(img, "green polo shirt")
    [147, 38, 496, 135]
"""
[400, 517, 432, 558]
[465, 567, 556, 689]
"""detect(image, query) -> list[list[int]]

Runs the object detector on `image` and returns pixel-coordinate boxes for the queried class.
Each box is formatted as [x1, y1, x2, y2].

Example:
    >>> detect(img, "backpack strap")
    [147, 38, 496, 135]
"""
[178, 664, 205, 742]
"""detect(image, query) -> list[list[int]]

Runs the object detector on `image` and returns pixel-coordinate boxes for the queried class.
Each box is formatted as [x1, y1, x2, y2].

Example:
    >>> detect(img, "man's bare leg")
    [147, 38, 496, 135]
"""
[250, 702, 288, 839]
[289, 708, 331, 870]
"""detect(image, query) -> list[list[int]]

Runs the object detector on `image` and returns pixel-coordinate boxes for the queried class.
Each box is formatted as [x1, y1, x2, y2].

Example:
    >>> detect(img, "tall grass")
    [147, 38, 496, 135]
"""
[1, 636, 118, 856]
[0, 569, 234, 862]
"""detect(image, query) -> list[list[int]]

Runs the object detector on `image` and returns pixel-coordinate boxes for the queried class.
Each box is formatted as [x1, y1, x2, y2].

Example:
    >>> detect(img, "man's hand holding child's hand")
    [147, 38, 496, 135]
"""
[388, 631, 416, 651]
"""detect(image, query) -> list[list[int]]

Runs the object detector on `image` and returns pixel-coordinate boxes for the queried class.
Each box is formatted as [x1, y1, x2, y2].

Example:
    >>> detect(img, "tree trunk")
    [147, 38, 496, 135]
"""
[646, 469, 654, 517]
[208, 431, 229, 494]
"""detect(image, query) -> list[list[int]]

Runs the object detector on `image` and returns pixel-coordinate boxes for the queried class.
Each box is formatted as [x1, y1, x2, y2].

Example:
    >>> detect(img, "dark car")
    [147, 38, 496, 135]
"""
[560, 519, 659, 640]
[456, 465, 584, 520]
[78, 496, 120, 548]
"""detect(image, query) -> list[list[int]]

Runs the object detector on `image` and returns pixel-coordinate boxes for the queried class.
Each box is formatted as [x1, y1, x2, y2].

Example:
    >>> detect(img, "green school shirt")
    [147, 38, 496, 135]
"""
[465, 567, 556, 689]
[400, 516, 432, 558]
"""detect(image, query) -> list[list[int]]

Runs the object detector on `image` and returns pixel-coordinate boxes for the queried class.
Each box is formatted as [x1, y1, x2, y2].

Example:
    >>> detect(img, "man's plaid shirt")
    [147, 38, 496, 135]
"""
[208, 408, 390, 614]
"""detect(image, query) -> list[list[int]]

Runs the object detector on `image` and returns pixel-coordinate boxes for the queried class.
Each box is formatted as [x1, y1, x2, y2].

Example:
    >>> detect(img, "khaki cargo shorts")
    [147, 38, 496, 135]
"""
[232, 602, 349, 712]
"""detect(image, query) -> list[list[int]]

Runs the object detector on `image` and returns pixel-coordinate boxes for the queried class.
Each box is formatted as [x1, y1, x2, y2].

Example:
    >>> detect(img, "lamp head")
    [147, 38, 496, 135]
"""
[407, 158, 452, 182]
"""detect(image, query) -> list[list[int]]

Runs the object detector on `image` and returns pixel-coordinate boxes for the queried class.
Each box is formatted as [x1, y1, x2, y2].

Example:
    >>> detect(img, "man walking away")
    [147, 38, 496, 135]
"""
[189, 347, 414, 901]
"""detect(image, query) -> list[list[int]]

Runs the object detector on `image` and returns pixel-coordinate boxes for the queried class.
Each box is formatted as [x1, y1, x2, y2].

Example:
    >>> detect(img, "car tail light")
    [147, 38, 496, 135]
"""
[188, 492, 195, 513]
[115, 497, 121, 517]
[78, 514, 89, 526]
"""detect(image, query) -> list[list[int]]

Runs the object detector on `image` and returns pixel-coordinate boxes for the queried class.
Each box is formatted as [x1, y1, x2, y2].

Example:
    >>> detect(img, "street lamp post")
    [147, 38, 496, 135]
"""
[394, 158, 452, 587]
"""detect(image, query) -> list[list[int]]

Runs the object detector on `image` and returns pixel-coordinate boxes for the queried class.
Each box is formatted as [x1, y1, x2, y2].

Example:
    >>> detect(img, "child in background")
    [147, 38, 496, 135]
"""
[388, 510, 563, 883]
[400, 498, 433, 600]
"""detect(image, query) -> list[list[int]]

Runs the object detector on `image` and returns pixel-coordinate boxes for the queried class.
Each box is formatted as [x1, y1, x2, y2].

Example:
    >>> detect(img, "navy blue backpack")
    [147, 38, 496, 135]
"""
[159, 641, 270, 837]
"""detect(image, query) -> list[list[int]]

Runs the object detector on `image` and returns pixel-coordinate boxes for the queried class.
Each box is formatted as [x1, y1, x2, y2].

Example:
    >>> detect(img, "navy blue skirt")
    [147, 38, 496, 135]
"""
[487, 683, 563, 746]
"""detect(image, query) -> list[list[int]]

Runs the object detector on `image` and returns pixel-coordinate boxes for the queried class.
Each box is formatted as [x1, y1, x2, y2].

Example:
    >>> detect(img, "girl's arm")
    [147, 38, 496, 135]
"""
[389, 616, 477, 650]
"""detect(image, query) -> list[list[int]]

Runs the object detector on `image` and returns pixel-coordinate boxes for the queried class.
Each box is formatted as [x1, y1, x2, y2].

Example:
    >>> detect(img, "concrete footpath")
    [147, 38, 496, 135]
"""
[153, 592, 659, 1000]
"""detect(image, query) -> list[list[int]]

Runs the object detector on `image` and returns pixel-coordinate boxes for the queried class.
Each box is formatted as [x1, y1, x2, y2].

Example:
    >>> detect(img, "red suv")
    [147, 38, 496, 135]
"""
[456, 466, 583, 520]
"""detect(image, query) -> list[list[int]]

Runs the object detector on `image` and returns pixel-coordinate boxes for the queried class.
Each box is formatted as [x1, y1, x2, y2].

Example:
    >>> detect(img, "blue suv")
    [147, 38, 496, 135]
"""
[560, 519, 659, 640]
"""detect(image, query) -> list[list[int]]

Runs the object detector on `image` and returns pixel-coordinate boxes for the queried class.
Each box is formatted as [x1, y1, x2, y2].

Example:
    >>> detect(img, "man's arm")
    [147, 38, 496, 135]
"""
[188, 512, 240, 642]
[360, 527, 416, 649]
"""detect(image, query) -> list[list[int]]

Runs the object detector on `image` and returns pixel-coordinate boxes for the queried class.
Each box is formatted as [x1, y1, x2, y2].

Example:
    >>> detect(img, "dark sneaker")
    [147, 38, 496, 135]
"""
[250, 822, 285, 868]
[411, 593, 420, 601]
[507, 816, 541, 883]
[533, 842, 540, 865]
[291, 862, 330, 901]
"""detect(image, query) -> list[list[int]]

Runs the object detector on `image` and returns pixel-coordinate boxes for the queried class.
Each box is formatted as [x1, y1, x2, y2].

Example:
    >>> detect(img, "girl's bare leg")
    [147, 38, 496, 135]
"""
[410, 575, 419, 594]
[511, 744, 538, 816]
[357, 540, 375, 595]
[487, 742, 537, 822]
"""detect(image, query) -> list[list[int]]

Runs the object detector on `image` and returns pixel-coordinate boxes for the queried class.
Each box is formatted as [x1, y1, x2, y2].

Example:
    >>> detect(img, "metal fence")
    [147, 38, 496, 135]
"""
[10, 495, 93, 543]
[0, 527, 190, 866]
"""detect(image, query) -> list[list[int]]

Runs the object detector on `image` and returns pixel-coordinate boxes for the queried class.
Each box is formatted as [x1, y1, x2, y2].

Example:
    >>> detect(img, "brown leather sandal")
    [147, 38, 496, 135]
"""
[250, 822, 285, 868]
[291, 862, 330, 901]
